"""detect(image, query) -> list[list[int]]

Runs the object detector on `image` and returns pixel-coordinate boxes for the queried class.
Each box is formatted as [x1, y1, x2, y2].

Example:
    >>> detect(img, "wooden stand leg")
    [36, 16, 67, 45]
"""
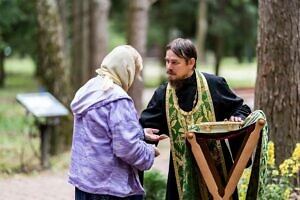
[187, 132, 223, 200]
[40, 124, 50, 169]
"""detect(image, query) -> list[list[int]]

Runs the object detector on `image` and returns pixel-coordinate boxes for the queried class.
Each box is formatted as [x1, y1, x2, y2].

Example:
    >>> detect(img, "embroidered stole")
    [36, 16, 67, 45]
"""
[166, 71, 228, 200]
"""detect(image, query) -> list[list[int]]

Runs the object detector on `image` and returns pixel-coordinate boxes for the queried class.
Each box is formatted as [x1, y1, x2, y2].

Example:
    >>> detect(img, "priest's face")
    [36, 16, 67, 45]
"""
[165, 50, 195, 84]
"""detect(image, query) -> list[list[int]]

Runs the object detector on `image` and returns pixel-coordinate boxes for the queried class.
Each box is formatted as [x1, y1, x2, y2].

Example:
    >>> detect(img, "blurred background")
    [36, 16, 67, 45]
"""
[0, 0, 299, 199]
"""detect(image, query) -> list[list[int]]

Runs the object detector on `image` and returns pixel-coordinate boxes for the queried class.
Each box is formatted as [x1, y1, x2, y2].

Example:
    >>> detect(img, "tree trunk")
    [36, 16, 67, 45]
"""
[0, 50, 4, 88]
[56, 0, 67, 48]
[36, 0, 72, 155]
[0, 32, 4, 87]
[89, 0, 110, 76]
[71, 0, 81, 92]
[159, 0, 171, 84]
[255, 0, 300, 164]
[81, 1, 90, 84]
[127, 0, 154, 114]
[213, 0, 226, 76]
[72, 0, 110, 93]
[71, 0, 90, 92]
[36, 0, 71, 103]
[196, 0, 207, 64]
[214, 37, 223, 76]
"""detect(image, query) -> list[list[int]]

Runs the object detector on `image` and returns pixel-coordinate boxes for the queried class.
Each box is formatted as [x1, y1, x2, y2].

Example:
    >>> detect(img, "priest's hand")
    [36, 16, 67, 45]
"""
[225, 116, 243, 122]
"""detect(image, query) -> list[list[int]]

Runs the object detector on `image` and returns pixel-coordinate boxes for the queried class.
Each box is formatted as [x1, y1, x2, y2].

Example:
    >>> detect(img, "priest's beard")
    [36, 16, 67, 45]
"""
[169, 79, 185, 90]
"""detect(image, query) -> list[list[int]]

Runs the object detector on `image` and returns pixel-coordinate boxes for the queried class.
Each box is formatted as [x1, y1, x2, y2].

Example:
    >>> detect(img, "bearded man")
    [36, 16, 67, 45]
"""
[140, 38, 251, 200]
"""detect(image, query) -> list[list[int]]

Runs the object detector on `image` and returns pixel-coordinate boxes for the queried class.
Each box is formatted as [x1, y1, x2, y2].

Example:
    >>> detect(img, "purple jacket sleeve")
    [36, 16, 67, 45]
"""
[108, 98, 155, 171]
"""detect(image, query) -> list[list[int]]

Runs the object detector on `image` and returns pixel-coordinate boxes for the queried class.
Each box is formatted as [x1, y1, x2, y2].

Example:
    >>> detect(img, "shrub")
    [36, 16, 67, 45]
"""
[239, 141, 300, 200]
[144, 170, 167, 200]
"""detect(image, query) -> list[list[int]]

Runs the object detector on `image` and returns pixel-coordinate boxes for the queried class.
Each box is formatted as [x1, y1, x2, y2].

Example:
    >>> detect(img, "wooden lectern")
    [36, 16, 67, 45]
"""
[186, 117, 266, 200]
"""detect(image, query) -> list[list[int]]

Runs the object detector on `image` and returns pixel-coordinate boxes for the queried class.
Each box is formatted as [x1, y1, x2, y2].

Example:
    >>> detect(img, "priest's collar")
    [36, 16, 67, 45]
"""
[183, 70, 196, 86]
[179, 70, 196, 88]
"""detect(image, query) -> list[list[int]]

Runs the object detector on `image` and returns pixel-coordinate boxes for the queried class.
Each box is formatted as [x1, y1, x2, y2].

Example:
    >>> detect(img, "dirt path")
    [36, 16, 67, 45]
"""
[0, 170, 74, 200]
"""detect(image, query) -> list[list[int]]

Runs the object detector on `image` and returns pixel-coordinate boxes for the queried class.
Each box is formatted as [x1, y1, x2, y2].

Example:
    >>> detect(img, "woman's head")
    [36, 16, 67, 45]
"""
[96, 45, 143, 92]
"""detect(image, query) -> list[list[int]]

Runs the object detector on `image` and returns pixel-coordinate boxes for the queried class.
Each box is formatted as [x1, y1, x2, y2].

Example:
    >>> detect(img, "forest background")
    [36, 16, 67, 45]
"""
[0, 0, 299, 199]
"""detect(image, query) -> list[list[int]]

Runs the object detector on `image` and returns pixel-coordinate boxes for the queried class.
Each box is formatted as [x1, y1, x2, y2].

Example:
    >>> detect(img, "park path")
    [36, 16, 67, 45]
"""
[0, 170, 74, 200]
[0, 88, 254, 200]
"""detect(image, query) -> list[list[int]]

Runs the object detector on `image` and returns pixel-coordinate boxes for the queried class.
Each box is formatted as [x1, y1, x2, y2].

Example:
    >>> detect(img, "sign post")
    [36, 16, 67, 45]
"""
[16, 92, 69, 169]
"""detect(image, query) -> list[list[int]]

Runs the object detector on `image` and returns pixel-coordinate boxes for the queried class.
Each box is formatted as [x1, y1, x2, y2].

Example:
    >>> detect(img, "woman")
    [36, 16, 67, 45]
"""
[68, 45, 160, 200]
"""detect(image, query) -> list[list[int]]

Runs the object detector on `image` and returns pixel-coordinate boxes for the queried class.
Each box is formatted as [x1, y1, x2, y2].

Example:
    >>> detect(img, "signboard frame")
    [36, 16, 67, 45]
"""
[16, 92, 69, 168]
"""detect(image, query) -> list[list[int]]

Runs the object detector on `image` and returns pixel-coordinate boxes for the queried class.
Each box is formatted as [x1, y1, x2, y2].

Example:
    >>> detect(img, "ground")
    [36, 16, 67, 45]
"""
[0, 170, 74, 200]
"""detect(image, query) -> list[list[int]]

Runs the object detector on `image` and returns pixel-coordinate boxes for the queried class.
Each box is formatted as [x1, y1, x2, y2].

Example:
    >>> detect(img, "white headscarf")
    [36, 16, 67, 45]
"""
[95, 45, 143, 92]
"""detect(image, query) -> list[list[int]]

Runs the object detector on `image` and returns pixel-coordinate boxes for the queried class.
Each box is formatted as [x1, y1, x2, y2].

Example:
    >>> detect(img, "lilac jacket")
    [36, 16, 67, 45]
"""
[68, 76, 155, 197]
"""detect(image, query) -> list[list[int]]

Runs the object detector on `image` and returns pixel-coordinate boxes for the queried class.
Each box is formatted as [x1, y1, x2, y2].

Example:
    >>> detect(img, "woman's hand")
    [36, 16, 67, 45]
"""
[154, 146, 160, 157]
[144, 128, 168, 141]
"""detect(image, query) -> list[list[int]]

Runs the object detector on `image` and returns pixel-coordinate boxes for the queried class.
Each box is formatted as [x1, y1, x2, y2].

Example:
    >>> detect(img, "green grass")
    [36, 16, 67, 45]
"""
[4, 57, 35, 75]
[1, 57, 38, 133]
[0, 57, 72, 175]
[202, 57, 257, 88]
[0, 57, 46, 174]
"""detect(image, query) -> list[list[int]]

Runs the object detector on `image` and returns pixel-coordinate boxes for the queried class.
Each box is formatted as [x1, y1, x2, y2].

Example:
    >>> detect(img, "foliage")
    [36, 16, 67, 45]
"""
[145, 0, 258, 63]
[207, 0, 258, 61]
[0, 0, 37, 58]
[0, 0, 259, 65]
[108, 0, 127, 50]
[144, 170, 167, 200]
[166, 0, 198, 38]
[0, 57, 73, 174]
[238, 141, 300, 200]
[108, 21, 126, 50]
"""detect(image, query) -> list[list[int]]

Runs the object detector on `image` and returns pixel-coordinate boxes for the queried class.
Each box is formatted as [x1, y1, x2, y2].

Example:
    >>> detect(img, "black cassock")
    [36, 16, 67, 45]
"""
[140, 71, 251, 200]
